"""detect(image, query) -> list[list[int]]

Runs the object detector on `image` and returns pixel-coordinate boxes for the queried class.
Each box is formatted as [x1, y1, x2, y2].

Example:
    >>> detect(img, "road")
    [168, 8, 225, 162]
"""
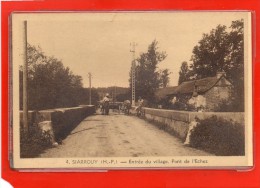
[40, 111, 211, 158]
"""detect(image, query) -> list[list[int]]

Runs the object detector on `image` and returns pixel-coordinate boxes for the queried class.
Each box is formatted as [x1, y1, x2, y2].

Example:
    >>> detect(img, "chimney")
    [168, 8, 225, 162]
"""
[216, 71, 225, 79]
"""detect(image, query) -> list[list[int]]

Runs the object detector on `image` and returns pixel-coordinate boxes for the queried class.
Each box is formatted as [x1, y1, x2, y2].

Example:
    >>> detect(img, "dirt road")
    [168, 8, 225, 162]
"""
[40, 111, 211, 157]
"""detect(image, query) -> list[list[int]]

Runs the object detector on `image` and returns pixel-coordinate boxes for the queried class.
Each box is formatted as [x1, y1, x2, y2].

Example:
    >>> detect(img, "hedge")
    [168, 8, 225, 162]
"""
[20, 126, 53, 158]
[189, 116, 245, 156]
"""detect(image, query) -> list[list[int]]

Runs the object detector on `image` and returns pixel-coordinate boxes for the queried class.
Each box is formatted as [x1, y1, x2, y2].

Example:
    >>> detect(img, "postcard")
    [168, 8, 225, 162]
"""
[11, 12, 253, 169]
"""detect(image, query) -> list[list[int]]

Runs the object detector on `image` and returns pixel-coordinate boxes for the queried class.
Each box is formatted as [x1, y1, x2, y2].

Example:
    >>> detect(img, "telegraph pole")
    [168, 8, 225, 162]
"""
[23, 20, 28, 131]
[130, 42, 137, 106]
[114, 85, 116, 102]
[88, 72, 92, 105]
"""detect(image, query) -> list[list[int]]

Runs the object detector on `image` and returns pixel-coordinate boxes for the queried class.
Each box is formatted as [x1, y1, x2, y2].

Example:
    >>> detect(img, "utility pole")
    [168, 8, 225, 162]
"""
[114, 85, 116, 102]
[23, 20, 28, 131]
[130, 42, 137, 106]
[88, 72, 92, 105]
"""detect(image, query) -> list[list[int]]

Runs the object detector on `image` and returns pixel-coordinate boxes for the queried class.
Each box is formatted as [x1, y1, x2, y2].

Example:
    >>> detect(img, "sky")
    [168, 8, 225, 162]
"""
[15, 12, 249, 88]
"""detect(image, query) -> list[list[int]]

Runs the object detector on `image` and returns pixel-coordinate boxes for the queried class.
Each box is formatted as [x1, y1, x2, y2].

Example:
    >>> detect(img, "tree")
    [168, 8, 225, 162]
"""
[75, 88, 100, 105]
[159, 69, 172, 88]
[189, 20, 244, 82]
[190, 25, 230, 78]
[129, 40, 167, 105]
[116, 93, 131, 102]
[20, 44, 90, 110]
[178, 61, 190, 85]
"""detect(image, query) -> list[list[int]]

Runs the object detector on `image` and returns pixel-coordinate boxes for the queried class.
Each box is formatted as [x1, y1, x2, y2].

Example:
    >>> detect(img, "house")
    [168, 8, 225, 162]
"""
[155, 86, 178, 100]
[167, 72, 232, 111]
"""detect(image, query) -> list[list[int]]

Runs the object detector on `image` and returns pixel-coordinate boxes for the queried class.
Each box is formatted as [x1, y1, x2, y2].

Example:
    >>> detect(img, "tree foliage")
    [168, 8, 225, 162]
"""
[20, 44, 99, 110]
[225, 20, 244, 111]
[190, 25, 230, 78]
[159, 69, 172, 88]
[129, 40, 168, 105]
[178, 61, 190, 85]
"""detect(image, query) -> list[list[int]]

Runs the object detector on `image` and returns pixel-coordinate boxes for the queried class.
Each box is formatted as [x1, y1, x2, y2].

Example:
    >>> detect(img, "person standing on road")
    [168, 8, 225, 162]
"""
[102, 93, 110, 115]
[136, 96, 144, 116]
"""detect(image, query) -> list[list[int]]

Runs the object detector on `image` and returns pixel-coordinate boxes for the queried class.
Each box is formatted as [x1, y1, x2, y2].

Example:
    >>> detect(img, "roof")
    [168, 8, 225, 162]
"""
[168, 76, 231, 96]
[155, 86, 178, 99]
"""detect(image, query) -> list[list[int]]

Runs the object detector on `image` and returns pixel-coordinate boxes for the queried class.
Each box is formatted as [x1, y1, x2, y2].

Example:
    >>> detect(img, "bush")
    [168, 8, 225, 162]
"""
[215, 99, 244, 112]
[20, 126, 53, 158]
[189, 116, 245, 156]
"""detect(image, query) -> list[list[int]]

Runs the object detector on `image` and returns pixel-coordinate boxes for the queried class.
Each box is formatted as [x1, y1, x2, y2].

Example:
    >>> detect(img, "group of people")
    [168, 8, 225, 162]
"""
[170, 91, 206, 112]
[99, 94, 144, 116]
[187, 92, 206, 112]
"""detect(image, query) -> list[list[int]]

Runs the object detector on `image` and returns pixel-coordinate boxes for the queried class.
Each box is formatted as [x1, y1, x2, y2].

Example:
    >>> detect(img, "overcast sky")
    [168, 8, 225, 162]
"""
[16, 12, 248, 88]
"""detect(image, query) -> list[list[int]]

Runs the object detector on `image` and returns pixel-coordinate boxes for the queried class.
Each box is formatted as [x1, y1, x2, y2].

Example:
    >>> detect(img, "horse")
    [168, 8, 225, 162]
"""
[99, 100, 109, 115]
[102, 101, 110, 115]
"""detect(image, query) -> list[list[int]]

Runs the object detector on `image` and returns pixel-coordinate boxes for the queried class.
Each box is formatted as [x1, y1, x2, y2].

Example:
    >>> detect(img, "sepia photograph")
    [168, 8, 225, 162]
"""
[11, 12, 252, 169]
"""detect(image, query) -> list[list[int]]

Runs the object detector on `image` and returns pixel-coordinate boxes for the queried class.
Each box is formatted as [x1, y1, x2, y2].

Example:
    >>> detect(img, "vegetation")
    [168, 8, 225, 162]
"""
[19, 44, 99, 110]
[116, 92, 131, 102]
[178, 19, 244, 111]
[20, 126, 53, 158]
[129, 40, 169, 106]
[159, 69, 172, 88]
[96, 86, 129, 102]
[189, 116, 245, 156]
[178, 61, 190, 85]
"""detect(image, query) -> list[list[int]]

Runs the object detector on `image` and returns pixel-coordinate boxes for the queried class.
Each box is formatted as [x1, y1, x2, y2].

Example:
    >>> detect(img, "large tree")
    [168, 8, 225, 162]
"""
[129, 40, 167, 105]
[20, 44, 97, 110]
[189, 20, 244, 82]
[225, 20, 244, 110]
[190, 25, 230, 78]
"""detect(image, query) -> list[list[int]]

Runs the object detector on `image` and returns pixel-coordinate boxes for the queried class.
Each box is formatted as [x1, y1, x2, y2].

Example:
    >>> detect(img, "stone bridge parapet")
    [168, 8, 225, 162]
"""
[142, 107, 244, 141]
[20, 105, 96, 141]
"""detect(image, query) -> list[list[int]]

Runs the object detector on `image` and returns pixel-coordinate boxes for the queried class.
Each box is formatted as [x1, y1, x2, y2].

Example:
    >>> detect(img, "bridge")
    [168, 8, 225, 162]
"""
[20, 105, 244, 157]
[39, 111, 210, 157]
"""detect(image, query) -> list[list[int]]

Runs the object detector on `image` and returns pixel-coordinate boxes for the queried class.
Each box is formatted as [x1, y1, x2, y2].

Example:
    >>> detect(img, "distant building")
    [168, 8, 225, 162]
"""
[168, 72, 232, 111]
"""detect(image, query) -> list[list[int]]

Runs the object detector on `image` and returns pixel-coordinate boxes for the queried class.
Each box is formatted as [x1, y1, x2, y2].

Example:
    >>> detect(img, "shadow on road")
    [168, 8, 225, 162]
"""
[70, 127, 94, 135]
[82, 119, 103, 122]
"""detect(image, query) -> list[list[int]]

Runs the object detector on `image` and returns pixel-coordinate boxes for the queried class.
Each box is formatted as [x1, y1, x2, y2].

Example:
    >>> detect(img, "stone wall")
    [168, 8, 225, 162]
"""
[143, 107, 244, 141]
[20, 105, 95, 141]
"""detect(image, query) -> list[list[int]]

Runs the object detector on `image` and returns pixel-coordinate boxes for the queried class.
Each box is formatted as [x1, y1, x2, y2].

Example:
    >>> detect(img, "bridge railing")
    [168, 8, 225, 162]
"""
[19, 105, 96, 142]
[142, 107, 244, 141]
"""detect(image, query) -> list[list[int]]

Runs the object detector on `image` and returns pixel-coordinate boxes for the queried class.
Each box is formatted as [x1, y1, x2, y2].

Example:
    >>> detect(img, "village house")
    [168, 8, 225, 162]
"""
[171, 72, 232, 111]
[156, 72, 233, 111]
